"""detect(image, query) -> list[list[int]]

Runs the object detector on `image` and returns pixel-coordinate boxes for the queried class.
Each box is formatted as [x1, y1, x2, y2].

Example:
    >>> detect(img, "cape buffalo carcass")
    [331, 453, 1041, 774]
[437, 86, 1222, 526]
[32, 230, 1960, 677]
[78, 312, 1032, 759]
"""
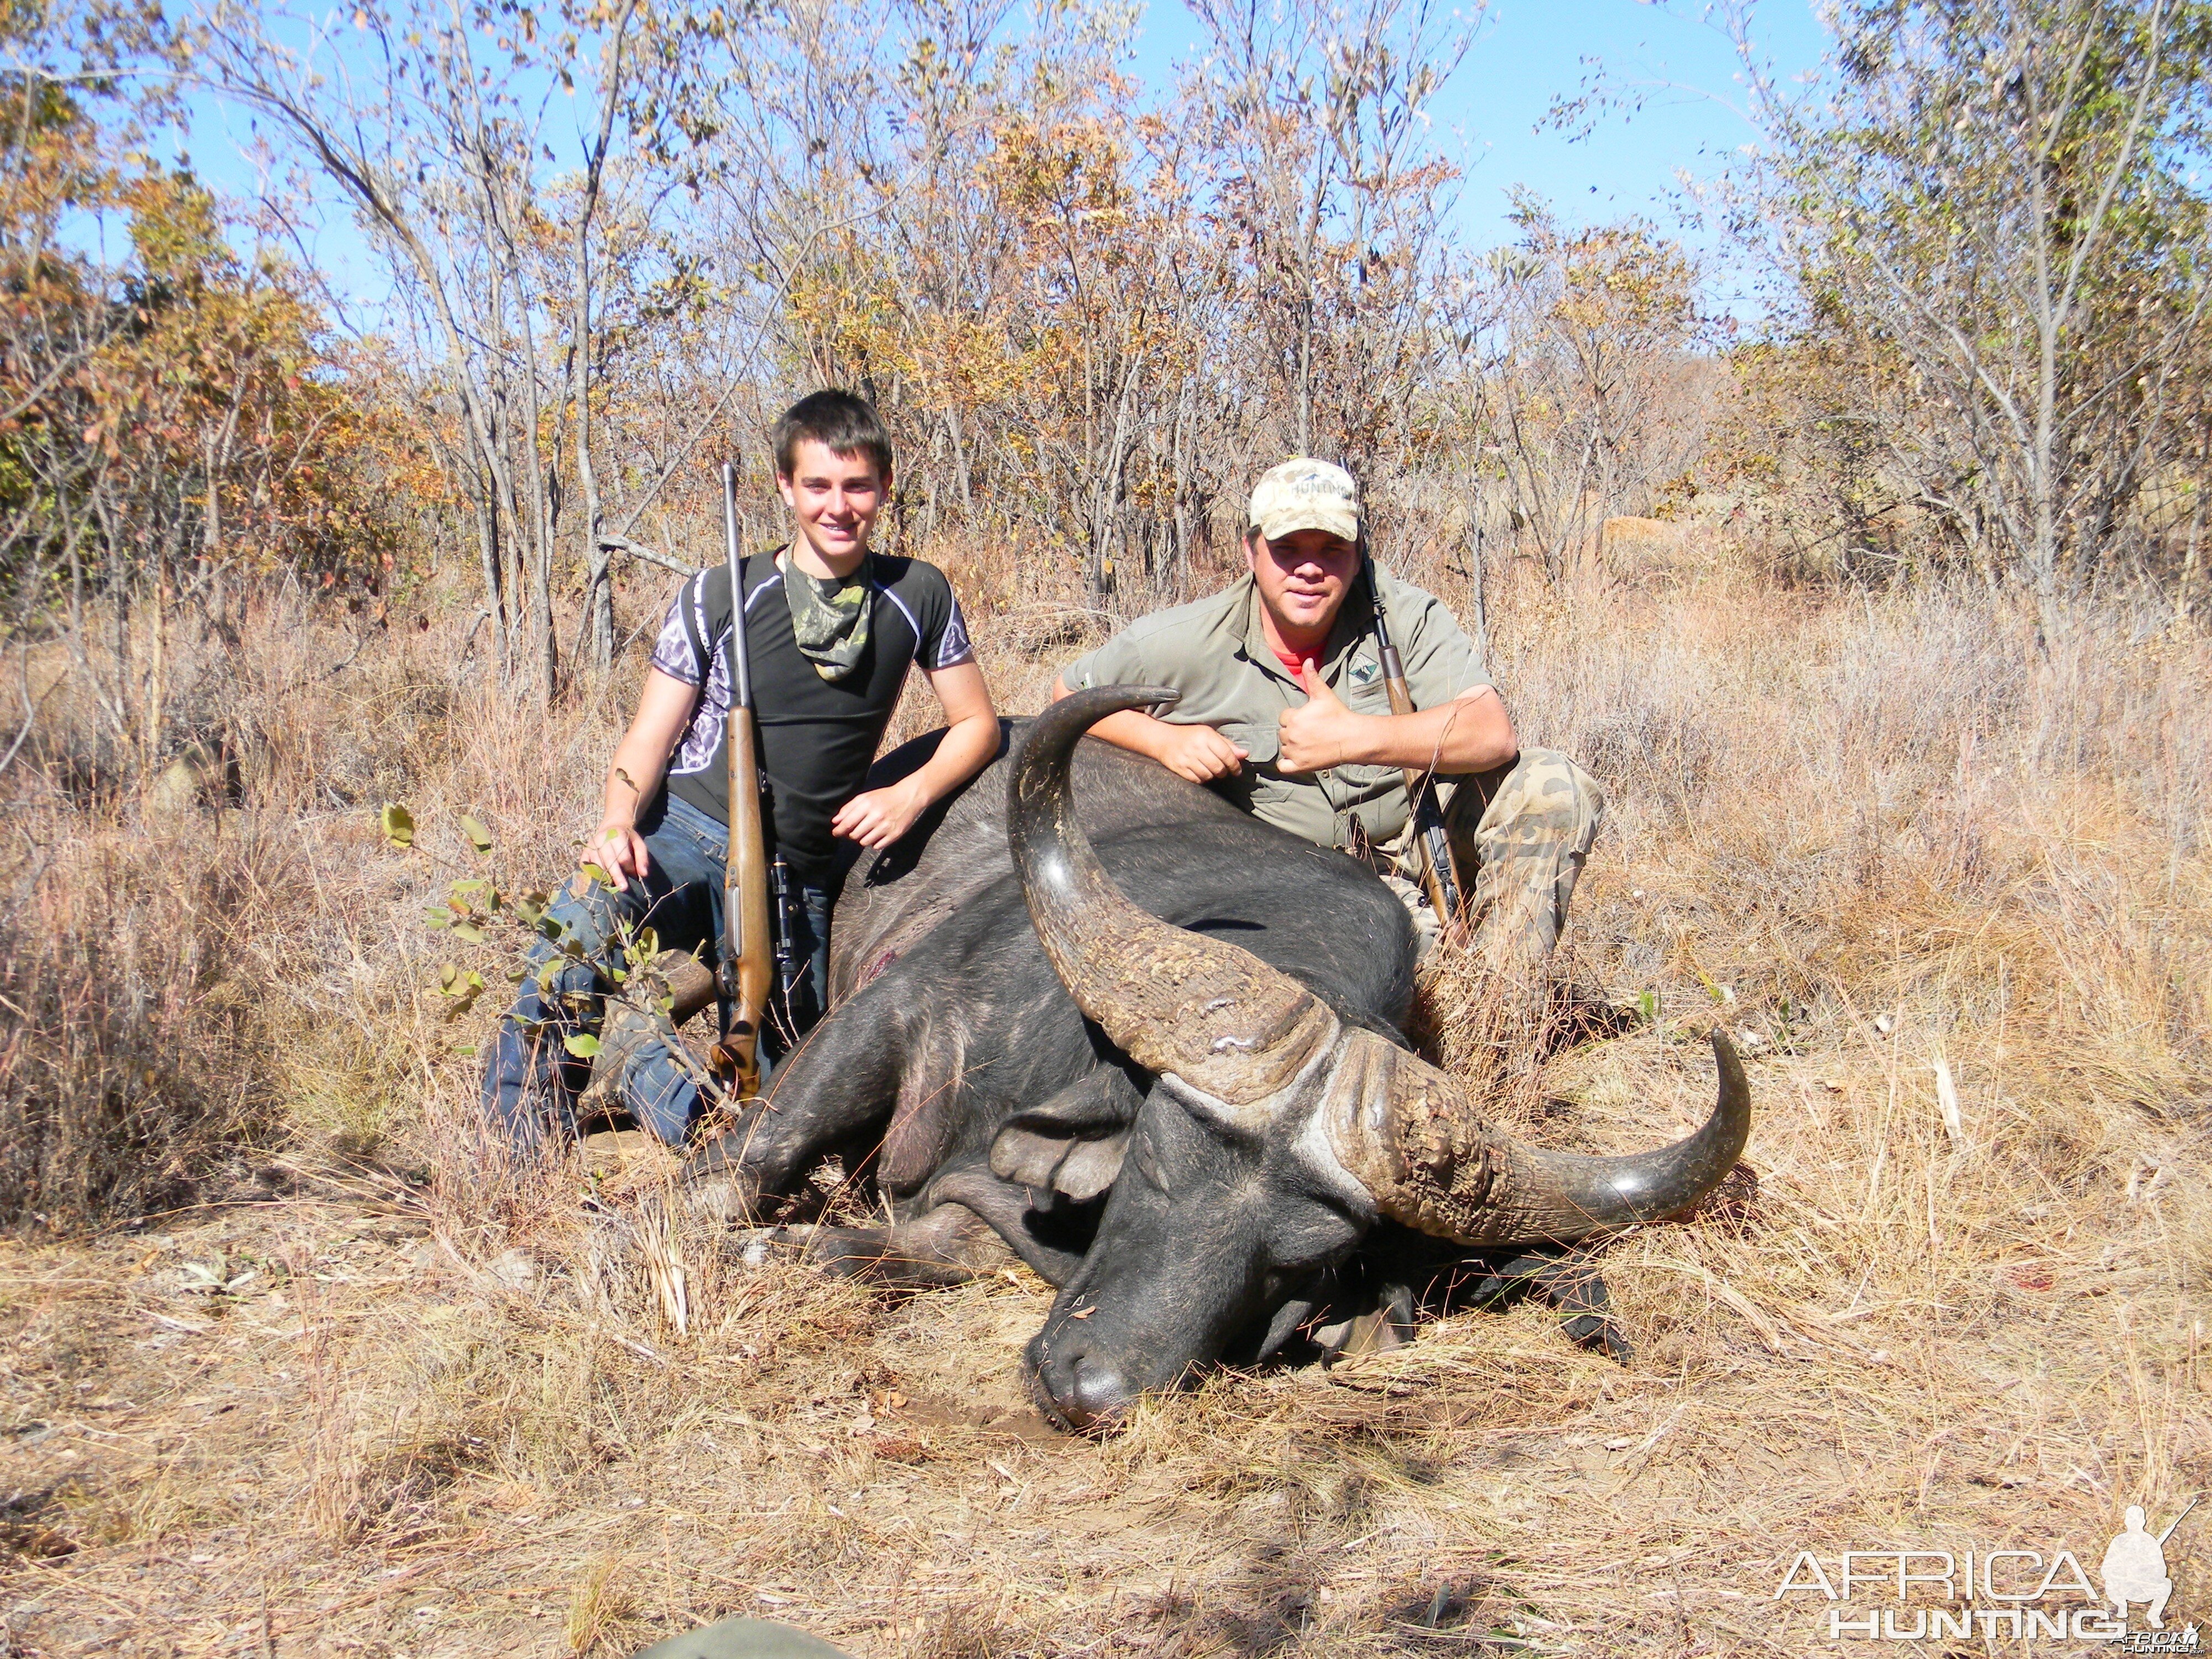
[687, 686, 1752, 1430]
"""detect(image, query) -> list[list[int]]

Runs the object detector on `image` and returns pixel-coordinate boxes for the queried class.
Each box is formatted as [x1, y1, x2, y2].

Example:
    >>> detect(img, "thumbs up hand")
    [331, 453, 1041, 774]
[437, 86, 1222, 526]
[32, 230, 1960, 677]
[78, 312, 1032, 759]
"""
[1278, 660, 1365, 775]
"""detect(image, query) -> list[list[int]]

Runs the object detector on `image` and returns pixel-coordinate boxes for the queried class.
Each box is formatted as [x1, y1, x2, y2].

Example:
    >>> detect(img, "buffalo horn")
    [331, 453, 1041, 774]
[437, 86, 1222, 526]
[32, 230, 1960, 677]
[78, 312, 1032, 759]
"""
[1328, 1029, 1752, 1246]
[1007, 687, 1335, 1107]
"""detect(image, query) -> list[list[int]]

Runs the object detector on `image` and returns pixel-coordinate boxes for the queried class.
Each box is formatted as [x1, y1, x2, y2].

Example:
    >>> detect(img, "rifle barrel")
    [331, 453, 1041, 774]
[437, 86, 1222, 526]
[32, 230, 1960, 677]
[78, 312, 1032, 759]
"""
[723, 463, 754, 709]
[1361, 555, 1466, 939]
[2157, 1496, 2200, 1546]
[718, 462, 774, 1099]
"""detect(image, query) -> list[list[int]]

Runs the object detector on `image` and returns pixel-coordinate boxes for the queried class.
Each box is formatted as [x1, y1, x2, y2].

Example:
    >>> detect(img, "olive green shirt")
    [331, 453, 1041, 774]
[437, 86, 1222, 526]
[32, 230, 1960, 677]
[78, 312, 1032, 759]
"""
[1062, 570, 1490, 852]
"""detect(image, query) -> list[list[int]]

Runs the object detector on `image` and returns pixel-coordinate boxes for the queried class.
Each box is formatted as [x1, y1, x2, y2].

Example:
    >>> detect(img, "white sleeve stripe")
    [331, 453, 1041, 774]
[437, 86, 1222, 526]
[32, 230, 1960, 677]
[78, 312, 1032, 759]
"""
[688, 572, 711, 674]
[934, 596, 973, 668]
[706, 572, 783, 652]
[879, 586, 922, 651]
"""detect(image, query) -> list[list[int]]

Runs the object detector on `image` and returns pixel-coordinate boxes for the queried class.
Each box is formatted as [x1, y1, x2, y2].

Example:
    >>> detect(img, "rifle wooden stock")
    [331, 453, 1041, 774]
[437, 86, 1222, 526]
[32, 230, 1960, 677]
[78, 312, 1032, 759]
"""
[718, 461, 774, 1100]
[718, 703, 774, 1096]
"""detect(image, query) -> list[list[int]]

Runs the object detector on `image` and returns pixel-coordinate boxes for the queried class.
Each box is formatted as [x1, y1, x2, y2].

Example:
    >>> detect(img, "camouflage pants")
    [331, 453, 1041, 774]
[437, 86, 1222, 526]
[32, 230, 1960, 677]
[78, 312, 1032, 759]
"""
[1381, 748, 1604, 971]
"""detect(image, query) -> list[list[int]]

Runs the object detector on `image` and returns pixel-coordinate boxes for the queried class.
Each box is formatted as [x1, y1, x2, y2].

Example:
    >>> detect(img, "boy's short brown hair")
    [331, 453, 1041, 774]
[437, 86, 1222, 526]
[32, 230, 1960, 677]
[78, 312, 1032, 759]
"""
[771, 390, 894, 481]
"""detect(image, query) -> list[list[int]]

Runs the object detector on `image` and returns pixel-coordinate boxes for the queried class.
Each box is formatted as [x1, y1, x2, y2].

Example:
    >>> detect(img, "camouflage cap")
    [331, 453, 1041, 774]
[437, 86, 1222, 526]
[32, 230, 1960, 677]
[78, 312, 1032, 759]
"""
[1248, 457, 1361, 545]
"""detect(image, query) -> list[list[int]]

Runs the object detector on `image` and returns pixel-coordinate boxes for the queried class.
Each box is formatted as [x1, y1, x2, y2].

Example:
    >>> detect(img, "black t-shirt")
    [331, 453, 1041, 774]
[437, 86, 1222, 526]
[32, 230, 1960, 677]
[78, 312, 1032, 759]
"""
[648, 551, 974, 884]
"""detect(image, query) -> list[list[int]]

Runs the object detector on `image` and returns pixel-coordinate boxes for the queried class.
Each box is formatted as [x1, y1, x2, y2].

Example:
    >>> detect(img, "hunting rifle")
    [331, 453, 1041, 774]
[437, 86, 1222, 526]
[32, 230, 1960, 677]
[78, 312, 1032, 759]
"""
[1355, 507, 1468, 945]
[716, 461, 774, 1100]
[2157, 1497, 2200, 1547]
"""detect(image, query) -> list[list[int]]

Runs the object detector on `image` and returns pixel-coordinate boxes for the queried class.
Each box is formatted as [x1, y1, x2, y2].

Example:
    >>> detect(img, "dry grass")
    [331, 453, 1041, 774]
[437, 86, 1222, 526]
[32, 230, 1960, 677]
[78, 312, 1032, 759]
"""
[2, 540, 2208, 1655]
[0, 827, 286, 1226]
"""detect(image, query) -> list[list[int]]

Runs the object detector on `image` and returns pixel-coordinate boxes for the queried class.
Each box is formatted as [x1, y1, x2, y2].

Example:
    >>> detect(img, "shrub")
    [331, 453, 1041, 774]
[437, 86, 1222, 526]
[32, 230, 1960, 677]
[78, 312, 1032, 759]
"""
[0, 825, 290, 1227]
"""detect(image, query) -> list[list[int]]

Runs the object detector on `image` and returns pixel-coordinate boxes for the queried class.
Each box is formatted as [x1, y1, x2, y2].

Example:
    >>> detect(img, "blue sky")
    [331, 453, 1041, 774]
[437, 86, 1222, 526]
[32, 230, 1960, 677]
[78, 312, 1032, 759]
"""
[1130, 0, 1831, 249]
[170, 0, 1834, 319]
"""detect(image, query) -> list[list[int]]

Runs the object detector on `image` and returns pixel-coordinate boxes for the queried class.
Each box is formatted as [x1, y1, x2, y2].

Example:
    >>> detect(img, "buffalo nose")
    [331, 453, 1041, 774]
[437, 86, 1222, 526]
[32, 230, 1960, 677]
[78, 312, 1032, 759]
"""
[1058, 1354, 1131, 1431]
[1032, 1327, 1135, 1431]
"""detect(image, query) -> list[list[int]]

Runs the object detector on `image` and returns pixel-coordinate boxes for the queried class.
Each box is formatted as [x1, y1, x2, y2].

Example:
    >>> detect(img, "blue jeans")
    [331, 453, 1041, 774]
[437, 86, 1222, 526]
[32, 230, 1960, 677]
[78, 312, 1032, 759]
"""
[481, 794, 833, 1147]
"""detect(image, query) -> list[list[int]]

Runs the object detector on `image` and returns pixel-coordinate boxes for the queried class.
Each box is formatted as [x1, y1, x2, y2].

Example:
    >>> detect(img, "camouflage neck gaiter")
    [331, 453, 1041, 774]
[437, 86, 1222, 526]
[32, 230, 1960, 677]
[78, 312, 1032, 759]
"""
[779, 548, 874, 682]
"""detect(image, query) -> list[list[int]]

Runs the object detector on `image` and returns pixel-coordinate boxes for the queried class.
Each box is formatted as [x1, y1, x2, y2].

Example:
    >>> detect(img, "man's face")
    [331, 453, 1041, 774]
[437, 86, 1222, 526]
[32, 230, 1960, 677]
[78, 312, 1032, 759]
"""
[1246, 527, 1360, 643]
[778, 439, 889, 567]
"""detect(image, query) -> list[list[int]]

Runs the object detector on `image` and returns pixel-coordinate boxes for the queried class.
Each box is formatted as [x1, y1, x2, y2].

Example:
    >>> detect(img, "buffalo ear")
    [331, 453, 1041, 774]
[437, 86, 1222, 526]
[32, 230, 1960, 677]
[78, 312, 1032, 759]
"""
[987, 1124, 1131, 1202]
[1053, 1130, 1129, 1202]
[989, 1072, 1139, 1199]
[989, 1125, 1073, 1190]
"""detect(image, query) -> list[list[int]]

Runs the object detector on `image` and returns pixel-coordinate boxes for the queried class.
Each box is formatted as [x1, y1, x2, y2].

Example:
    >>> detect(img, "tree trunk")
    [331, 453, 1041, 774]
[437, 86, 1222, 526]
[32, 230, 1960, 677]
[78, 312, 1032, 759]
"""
[570, 11, 630, 679]
[468, 442, 508, 685]
[573, 224, 613, 676]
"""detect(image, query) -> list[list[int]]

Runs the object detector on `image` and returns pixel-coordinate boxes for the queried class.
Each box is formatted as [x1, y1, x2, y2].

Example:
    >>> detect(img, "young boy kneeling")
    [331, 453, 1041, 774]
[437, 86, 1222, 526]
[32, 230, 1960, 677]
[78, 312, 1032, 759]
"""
[483, 390, 999, 1146]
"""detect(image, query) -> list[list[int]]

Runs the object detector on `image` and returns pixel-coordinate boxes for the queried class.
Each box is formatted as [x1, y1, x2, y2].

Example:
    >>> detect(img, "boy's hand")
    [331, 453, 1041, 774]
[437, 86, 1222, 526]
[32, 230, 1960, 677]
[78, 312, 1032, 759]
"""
[587, 821, 650, 891]
[1156, 723, 1248, 784]
[833, 775, 931, 851]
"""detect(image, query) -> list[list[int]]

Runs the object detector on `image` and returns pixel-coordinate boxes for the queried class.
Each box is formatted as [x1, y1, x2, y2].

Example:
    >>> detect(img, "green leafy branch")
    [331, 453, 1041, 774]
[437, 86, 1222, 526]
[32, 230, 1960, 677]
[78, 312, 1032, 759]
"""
[380, 802, 688, 1054]
[380, 802, 550, 1039]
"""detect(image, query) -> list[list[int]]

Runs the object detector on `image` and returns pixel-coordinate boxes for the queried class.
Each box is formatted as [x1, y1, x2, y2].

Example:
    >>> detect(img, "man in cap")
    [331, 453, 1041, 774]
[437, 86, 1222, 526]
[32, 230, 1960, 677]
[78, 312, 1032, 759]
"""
[1050, 457, 1600, 966]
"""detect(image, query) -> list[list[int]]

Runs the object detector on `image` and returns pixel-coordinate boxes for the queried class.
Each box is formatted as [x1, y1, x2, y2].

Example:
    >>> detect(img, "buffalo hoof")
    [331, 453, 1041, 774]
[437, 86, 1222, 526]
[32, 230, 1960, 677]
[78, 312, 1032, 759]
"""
[732, 1226, 800, 1269]
[739, 1225, 875, 1272]
[1461, 1248, 1632, 1365]
[680, 1134, 768, 1225]
[731, 1222, 1004, 1291]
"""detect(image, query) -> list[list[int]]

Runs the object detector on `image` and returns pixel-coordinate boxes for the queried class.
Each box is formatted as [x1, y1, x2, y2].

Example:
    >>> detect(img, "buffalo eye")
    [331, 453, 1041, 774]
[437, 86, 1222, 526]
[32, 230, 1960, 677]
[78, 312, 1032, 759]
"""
[1264, 1194, 1365, 1275]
